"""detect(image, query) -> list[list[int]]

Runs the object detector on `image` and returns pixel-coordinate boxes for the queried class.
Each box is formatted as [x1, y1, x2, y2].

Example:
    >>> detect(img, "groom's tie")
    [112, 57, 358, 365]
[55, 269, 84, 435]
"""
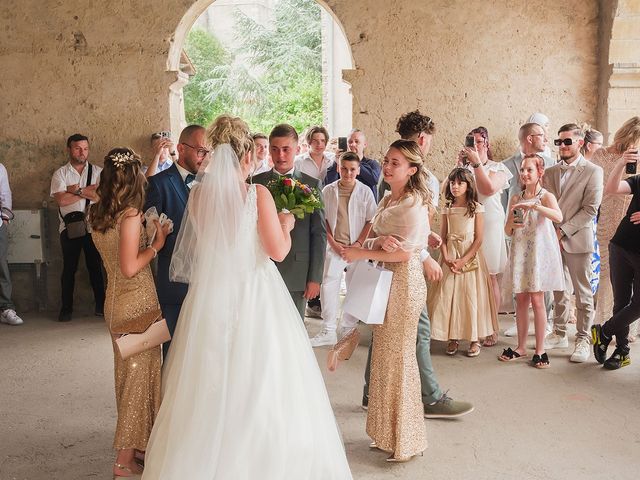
[185, 173, 196, 190]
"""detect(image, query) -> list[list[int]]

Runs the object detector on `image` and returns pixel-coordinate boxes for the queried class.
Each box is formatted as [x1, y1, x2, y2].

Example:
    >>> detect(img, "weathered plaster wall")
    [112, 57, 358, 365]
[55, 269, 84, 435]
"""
[0, 0, 608, 311]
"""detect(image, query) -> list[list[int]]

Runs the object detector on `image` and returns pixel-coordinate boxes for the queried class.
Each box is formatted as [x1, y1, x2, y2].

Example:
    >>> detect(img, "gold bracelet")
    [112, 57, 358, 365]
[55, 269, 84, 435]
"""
[149, 246, 158, 258]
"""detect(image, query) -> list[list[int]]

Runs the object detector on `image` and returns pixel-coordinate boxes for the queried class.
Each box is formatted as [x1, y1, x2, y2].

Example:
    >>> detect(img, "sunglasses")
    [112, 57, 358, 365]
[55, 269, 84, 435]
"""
[554, 138, 577, 146]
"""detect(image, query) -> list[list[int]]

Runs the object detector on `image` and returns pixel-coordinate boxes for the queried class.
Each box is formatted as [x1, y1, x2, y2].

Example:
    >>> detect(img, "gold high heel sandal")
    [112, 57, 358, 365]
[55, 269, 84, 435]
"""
[386, 452, 423, 463]
[327, 328, 360, 372]
[113, 463, 141, 479]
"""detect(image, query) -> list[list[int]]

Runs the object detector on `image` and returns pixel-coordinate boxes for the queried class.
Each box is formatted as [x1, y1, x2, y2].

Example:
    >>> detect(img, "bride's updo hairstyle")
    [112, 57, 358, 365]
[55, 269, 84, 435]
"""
[388, 139, 432, 207]
[89, 147, 145, 233]
[206, 114, 255, 162]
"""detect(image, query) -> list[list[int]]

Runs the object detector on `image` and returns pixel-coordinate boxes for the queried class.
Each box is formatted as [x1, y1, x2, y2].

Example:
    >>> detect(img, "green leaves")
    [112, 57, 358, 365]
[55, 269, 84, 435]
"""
[183, 0, 323, 133]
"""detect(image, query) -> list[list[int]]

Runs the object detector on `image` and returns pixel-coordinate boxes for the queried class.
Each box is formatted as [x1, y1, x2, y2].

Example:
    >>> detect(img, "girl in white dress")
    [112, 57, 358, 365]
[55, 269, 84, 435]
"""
[461, 127, 512, 347]
[142, 116, 352, 479]
[500, 154, 564, 368]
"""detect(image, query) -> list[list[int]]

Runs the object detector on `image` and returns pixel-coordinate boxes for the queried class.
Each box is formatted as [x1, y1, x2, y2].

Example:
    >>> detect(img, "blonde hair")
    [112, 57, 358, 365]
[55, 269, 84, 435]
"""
[207, 115, 254, 161]
[387, 139, 432, 207]
[613, 116, 640, 152]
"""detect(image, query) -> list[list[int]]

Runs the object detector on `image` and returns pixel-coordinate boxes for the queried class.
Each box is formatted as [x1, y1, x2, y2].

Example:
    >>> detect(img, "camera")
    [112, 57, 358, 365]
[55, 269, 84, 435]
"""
[626, 150, 638, 174]
[464, 135, 475, 148]
[160, 131, 171, 139]
[338, 137, 348, 152]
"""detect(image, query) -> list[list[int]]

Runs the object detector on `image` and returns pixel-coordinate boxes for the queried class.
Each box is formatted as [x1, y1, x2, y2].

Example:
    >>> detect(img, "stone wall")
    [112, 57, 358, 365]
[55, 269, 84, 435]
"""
[0, 0, 626, 311]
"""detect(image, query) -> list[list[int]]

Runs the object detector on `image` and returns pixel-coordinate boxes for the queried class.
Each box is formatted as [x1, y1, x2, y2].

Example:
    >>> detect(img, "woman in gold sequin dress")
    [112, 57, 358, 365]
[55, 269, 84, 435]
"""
[89, 148, 170, 479]
[591, 118, 640, 339]
[343, 140, 429, 462]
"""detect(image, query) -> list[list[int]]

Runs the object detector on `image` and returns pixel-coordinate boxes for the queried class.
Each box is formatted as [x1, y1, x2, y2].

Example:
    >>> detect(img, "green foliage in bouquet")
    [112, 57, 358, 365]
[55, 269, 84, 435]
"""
[266, 176, 324, 219]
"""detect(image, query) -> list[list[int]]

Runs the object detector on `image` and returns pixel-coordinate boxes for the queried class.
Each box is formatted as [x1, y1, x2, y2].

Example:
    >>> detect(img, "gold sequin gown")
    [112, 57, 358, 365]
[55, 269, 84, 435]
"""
[591, 149, 632, 324]
[91, 217, 161, 451]
[365, 195, 428, 459]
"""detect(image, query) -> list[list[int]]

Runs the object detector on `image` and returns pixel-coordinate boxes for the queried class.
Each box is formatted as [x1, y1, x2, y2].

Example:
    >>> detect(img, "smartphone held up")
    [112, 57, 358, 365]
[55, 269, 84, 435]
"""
[626, 149, 638, 175]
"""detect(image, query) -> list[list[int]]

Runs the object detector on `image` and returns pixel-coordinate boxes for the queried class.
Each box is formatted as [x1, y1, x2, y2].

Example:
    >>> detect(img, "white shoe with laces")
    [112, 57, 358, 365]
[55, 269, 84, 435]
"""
[570, 339, 591, 363]
[544, 332, 569, 349]
[0, 309, 23, 325]
[309, 329, 337, 347]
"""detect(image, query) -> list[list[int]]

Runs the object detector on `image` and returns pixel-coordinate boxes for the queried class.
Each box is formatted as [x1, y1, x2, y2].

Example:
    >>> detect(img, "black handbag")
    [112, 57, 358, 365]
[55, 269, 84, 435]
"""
[61, 164, 92, 239]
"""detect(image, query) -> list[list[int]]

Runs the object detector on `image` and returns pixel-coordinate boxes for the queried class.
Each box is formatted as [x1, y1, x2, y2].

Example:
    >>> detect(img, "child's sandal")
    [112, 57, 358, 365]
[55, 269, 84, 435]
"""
[446, 340, 459, 356]
[531, 352, 550, 369]
[467, 342, 481, 357]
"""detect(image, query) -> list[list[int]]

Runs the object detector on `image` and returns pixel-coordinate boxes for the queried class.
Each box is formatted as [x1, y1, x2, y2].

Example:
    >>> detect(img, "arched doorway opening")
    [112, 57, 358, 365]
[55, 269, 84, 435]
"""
[167, 0, 354, 138]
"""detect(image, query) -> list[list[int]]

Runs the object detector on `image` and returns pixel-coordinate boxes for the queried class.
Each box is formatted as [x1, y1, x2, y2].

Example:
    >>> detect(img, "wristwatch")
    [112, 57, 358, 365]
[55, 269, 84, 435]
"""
[471, 162, 481, 168]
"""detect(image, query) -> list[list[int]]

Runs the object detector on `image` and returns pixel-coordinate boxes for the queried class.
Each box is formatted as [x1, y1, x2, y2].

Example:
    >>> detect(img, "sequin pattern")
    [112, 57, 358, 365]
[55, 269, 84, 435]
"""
[591, 149, 632, 323]
[91, 216, 161, 451]
[366, 253, 427, 458]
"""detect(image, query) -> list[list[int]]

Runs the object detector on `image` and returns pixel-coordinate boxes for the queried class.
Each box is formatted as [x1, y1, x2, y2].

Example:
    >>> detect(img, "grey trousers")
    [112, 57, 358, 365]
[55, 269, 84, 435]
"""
[289, 290, 306, 320]
[553, 250, 594, 341]
[364, 306, 443, 405]
[0, 224, 14, 310]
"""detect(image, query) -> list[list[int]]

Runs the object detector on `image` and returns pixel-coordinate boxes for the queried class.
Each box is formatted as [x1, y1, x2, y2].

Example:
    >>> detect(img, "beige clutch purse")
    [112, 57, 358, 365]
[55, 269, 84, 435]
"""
[115, 318, 171, 360]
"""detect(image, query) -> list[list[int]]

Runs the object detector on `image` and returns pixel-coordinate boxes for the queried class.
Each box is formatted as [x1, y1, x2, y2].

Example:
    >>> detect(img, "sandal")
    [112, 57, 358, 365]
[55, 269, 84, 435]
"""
[467, 342, 481, 357]
[113, 463, 141, 479]
[531, 352, 550, 369]
[498, 347, 527, 362]
[482, 332, 498, 347]
[446, 340, 459, 356]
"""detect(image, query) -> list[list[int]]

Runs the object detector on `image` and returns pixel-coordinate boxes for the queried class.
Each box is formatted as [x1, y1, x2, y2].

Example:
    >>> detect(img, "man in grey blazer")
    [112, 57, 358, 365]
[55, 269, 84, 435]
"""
[542, 123, 603, 362]
[252, 124, 327, 319]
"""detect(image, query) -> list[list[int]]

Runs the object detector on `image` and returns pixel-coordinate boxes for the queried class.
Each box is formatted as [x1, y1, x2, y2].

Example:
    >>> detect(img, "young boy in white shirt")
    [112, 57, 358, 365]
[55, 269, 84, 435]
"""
[310, 152, 377, 347]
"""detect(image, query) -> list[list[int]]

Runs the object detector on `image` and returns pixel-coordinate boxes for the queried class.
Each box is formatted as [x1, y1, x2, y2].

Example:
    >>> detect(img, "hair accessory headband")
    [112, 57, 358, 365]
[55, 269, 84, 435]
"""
[109, 152, 135, 168]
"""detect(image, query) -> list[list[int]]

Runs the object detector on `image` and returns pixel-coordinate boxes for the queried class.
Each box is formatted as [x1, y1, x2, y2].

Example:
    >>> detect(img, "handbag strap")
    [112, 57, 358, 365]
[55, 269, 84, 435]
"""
[84, 163, 93, 211]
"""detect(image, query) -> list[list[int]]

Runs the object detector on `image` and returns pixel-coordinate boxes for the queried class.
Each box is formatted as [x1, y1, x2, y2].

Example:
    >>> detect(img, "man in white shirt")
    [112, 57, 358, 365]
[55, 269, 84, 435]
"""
[50, 134, 105, 322]
[0, 163, 23, 325]
[294, 125, 335, 182]
[145, 132, 175, 177]
[252, 133, 272, 176]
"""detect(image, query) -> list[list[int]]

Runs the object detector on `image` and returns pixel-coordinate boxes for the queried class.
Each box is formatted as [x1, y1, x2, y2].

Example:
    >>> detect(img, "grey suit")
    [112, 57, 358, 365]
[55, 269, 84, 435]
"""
[251, 169, 327, 318]
[543, 156, 603, 340]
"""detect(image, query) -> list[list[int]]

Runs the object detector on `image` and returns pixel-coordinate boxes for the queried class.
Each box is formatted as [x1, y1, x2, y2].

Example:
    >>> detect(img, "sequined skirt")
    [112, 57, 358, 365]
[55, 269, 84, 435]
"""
[366, 254, 427, 457]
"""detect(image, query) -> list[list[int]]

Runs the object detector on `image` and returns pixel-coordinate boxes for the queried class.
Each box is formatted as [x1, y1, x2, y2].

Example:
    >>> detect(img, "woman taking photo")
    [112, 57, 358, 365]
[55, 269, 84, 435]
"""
[89, 148, 170, 478]
[592, 147, 640, 369]
[462, 126, 512, 346]
[343, 139, 429, 463]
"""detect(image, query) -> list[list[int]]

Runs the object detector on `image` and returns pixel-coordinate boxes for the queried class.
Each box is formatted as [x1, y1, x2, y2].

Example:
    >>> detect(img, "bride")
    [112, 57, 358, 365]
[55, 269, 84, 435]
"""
[141, 115, 352, 479]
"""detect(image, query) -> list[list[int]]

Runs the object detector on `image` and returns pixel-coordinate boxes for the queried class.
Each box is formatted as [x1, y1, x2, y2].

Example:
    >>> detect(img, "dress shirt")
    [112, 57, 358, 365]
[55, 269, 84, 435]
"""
[174, 162, 191, 183]
[294, 152, 335, 181]
[253, 158, 271, 176]
[0, 164, 12, 212]
[559, 156, 583, 192]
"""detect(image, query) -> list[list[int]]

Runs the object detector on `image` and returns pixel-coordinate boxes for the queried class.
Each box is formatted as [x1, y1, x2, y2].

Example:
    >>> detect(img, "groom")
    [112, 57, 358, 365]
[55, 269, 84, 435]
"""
[145, 124, 207, 358]
[252, 124, 327, 319]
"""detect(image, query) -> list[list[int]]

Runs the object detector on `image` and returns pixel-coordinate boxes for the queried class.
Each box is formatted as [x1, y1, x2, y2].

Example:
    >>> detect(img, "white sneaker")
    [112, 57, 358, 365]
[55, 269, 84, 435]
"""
[0, 309, 23, 326]
[504, 323, 518, 337]
[570, 339, 591, 363]
[310, 329, 337, 347]
[305, 305, 322, 319]
[544, 332, 569, 349]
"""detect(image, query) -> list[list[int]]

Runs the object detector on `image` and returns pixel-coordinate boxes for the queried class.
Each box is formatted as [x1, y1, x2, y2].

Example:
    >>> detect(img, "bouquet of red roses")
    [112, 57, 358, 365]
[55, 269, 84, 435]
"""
[266, 176, 324, 219]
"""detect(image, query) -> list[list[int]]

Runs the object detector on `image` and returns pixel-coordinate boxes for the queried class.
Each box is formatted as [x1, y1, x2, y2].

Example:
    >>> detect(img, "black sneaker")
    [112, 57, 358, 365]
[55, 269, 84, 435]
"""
[603, 346, 631, 370]
[58, 309, 72, 322]
[591, 324, 610, 364]
[361, 395, 368, 411]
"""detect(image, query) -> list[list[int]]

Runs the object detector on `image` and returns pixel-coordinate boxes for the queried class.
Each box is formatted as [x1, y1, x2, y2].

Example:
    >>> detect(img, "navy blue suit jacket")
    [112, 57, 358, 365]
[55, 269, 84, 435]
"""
[144, 164, 189, 305]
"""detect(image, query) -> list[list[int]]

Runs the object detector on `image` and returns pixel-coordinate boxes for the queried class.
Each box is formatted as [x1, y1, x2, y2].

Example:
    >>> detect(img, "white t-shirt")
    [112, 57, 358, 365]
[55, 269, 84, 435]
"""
[50, 162, 102, 233]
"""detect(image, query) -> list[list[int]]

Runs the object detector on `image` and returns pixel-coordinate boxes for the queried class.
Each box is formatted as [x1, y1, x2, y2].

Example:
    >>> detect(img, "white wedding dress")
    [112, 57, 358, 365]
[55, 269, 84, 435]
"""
[142, 146, 352, 480]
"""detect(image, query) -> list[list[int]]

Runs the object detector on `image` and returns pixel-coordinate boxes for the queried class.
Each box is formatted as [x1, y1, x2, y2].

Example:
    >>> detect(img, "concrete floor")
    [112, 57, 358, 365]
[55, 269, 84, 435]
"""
[1, 313, 639, 480]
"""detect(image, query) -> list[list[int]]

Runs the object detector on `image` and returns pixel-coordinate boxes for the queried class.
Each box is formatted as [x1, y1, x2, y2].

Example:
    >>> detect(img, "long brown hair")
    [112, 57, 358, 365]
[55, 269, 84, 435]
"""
[387, 139, 432, 206]
[445, 167, 478, 217]
[89, 148, 146, 233]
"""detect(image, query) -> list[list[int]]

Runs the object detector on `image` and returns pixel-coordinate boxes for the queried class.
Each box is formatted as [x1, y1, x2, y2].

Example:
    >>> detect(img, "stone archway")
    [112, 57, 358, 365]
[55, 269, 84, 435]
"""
[166, 0, 355, 137]
[598, 0, 640, 142]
